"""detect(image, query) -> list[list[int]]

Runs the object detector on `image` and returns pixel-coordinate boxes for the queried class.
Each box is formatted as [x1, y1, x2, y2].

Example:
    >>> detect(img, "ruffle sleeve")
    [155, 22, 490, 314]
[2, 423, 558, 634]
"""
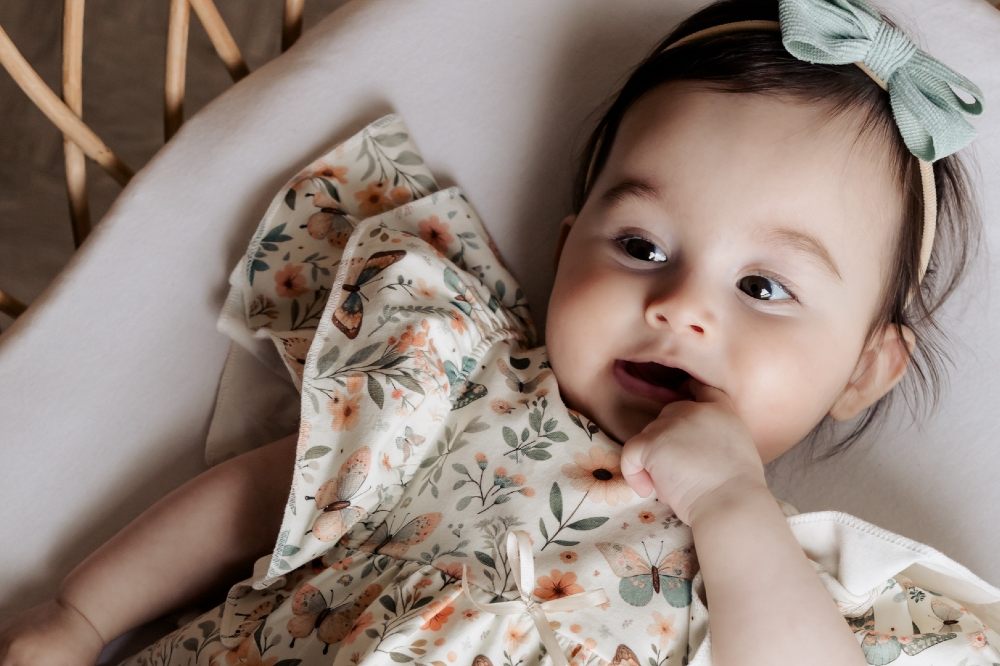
[213, 115, 536, 592]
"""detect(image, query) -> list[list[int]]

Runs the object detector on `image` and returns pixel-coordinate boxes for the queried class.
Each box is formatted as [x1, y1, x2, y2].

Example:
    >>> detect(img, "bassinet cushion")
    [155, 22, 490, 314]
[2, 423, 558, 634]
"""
[0, 0, 998, 626]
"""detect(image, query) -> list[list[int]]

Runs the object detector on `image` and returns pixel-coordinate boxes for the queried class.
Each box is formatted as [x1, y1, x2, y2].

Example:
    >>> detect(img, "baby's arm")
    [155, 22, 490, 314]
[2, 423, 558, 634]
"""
[688, 483, 868, 666]
[620, 387, 868, 666]
[0, 432, 296, 664]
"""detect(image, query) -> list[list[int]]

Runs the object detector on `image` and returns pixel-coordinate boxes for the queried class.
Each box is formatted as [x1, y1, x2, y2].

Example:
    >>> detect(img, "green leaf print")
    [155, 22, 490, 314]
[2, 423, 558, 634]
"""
[284, 187, 296, 210]
[475, 550, 496, 569]
[319, 178, 339, 201]
[549, 482, 563, 522]
[412, 173, 435, 192]
[262, 223, 293, 243]
[537, 482, 611, 550]
[303, 446, 331, 460]
[345, 342, 381, 366]
[566, 517, 609, 531]
[502, 426, 518, 448]
[315, 346, 340, 375]
[373, 132, 408, 147]
[367, 374, 384, 409]
[394, 150, 423, 166]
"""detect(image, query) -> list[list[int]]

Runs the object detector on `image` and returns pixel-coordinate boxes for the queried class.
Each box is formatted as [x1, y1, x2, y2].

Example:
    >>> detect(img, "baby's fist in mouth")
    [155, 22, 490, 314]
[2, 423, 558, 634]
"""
[619, 380, 767, 525]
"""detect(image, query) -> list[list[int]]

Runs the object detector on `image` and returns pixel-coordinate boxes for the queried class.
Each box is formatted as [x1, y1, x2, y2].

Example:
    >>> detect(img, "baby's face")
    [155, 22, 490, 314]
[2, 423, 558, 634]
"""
[545, 82, 904, 463]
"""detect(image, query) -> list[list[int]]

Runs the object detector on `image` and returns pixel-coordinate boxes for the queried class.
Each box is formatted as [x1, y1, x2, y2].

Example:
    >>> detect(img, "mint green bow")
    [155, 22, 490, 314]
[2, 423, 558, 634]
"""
[778, 0, 984, 161]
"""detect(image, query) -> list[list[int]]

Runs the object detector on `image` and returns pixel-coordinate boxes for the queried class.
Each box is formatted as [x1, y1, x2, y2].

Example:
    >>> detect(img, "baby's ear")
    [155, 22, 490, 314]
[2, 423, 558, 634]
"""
[829, 324, 916, 421]
[553, 214, 576, 270]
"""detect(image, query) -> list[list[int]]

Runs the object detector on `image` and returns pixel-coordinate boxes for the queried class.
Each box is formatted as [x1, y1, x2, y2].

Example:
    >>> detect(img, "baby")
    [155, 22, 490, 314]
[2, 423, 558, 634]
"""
[2, 0, 996, 664]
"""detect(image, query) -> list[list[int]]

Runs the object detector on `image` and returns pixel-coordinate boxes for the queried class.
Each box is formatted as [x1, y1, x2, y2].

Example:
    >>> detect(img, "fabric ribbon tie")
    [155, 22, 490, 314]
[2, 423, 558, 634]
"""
[778, 0, 984, 162]
[461, 530, 608, 666]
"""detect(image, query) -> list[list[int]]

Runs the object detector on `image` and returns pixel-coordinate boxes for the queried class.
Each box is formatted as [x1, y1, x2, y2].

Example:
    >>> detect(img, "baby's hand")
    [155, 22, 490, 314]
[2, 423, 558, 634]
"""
[0, 598, 105, 666]
[620, 381, 767, 526]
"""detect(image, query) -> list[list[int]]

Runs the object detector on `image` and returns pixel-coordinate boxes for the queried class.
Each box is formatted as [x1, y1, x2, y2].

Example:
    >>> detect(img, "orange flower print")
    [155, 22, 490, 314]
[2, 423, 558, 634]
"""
[561, 446, 632, 506]
[418, 215, 454, 255]
[330, 557, 353, 571]
[275, 263, 308, 299]
[448, 310, 468, 334]
[534, 569, 584, 601]
[647, 610, 675, 647]
[389, 185, 412, 204]
[419, 600, 455, 631]
[355, 181, 391, 217]
[560, 551, 578, 564]
[381, 453, 391, 471]
[415, 278, 436, 299]
[491, 399, 515, 415]
[220, 638, 277, 666]
[314, 163, 349, 184]
[344, 611, 373, 644]
[967, 631, 988, 649]
[461, 608, 479, 621]
[505, 619, 531, 650]
[520, 486, 535, 497]
[391, 388, 404, 400]
[438, 562, 465, 582]
[638, 510, 656, 524]
[328, 390, 361, 431]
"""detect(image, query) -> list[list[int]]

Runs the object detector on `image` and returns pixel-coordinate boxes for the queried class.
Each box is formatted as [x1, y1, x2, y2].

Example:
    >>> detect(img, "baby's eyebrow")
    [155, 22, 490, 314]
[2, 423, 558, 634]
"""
[600, 178, 661, 207]
[765, 227, 842, 282]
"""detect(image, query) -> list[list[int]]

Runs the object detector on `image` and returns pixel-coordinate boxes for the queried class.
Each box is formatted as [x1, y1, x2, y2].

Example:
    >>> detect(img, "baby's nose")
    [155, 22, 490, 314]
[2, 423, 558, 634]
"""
[645, 287, 712, 336]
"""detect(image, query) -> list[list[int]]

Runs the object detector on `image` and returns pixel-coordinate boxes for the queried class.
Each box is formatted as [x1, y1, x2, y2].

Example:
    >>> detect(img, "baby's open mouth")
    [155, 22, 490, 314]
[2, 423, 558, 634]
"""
[614, 360, 695, 403]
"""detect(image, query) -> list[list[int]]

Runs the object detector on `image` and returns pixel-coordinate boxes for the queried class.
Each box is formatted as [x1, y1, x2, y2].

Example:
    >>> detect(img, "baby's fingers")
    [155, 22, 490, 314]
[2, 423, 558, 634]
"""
[620, 441, 655, 498]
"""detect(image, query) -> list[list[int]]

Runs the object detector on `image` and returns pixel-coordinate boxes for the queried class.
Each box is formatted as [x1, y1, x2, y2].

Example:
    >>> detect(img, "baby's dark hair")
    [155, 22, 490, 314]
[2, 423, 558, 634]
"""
[572, 0, 983, 461]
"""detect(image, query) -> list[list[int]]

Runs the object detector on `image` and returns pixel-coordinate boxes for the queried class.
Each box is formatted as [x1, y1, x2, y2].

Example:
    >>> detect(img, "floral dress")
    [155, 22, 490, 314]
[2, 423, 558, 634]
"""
[120, 115, 1000, 666]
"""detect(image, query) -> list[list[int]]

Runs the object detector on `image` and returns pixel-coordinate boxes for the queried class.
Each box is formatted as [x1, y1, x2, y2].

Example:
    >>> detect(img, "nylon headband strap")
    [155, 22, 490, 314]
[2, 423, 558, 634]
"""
[664, 19, 938, 291]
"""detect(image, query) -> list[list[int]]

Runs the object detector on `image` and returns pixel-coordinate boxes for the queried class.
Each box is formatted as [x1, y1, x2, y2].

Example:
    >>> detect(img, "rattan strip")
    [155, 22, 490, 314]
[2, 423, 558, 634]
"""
[0, 25, 133, 185]
[0, 289, 28, 320]
[63, 0, 90, 246]
[189, 0, 249, 81]
[165, 0, 190, 140]
[283, 0, 305, 51]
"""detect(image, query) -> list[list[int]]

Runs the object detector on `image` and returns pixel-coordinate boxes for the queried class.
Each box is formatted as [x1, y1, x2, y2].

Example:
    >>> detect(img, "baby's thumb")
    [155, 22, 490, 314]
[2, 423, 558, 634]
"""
[620, 441, 655, 499]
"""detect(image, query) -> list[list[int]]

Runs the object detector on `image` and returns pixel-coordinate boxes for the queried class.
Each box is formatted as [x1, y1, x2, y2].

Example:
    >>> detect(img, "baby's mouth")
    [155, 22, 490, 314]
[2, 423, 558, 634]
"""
[614, 360, 695, 404]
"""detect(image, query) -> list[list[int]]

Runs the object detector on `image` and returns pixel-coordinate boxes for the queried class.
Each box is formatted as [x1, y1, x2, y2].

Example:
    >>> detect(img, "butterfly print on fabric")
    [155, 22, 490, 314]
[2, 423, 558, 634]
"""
[445, 355, 488, 410]
[332, 250, 406, 339]
[609, 644, 641, 666]
[597, 541, 697, 608]
[496, 356, 550, 394]
[358, 512, 442, 558]
[286, 582, 382, 653]
[305, 446, 370, 542]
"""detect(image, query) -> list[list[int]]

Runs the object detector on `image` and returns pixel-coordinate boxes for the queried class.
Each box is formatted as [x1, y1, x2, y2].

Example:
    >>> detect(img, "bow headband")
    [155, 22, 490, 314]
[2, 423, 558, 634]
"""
[665, 0, 985, 286]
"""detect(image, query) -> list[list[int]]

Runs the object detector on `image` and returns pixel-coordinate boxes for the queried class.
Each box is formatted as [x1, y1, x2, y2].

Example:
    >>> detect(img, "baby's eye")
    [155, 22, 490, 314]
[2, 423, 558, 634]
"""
[616, 235, 667, 263]
[738, 275, 794, 302]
